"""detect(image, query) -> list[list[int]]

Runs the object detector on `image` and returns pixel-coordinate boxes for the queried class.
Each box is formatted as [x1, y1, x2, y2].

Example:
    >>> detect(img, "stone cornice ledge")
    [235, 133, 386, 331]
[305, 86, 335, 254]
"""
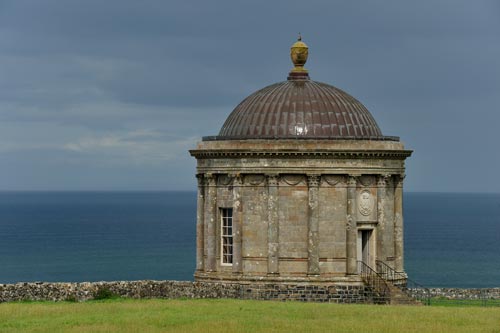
[190, 149, 413, 160]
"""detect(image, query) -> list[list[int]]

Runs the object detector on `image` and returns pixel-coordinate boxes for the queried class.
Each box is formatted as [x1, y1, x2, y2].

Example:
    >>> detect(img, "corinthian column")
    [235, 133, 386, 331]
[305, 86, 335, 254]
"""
[346, 175, 358, 275]
[232, 175, 243, 274]
[196, 174, 205, 272]
[394, 175, 405, 272]
[205, 173, 217, 272]
[307, 174, 320, 275]
[376, 175, 389, 266]
[267, 174, 280, 275]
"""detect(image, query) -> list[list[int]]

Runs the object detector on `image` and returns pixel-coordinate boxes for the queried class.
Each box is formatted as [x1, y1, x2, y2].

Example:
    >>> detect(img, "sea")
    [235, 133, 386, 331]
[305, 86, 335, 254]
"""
[0, 191, 499, 288]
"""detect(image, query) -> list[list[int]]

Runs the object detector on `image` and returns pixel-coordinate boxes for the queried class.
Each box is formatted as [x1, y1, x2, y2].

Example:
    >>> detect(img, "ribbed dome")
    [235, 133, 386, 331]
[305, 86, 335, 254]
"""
[213, 80, 391, 140]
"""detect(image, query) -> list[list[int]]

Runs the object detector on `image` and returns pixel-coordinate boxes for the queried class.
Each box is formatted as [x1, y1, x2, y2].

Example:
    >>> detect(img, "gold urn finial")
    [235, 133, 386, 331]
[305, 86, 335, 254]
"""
[290, 34, 309, 74]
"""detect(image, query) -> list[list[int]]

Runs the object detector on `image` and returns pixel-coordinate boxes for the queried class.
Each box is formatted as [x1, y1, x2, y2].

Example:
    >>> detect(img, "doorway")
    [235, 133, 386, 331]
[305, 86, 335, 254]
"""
[357, 229, 373, 266]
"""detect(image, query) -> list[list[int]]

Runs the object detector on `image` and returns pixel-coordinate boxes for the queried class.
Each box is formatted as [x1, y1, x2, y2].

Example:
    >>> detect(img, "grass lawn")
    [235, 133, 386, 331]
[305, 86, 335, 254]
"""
[1, 298, 499, 333]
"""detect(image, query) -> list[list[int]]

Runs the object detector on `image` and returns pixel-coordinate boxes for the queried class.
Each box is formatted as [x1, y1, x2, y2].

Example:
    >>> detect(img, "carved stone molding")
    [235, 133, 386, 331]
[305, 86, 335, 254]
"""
[282, 175, 305, 186]
[358, 175, 375, 187]
[346, 214, 353, 231]
[205, 173, 217, 186]
[377, 174, 391, 187]
[347, 175, 358, 187]
[217, 174, 233, 186]
[245, 174, 266, 186]
[196, 174, 206, 187]
[190, 150, 413, 160]
[358, 190, 375, 216]
[266, 174, 279, 186]
[232, 174, 244, 186]
[322, 175, 345, 186]
[306, 174, 321, 187]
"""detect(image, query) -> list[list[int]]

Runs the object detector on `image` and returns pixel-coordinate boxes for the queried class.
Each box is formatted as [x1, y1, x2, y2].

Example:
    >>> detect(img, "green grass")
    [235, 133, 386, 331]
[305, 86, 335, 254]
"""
[1, 298, 499, 333]
[429, 297, 500, 307]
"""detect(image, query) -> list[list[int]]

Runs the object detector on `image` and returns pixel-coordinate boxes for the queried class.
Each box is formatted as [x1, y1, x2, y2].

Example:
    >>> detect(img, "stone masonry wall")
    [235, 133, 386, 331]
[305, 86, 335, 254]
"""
[0, 280, 366, 303]
[1, 281, 498, 303]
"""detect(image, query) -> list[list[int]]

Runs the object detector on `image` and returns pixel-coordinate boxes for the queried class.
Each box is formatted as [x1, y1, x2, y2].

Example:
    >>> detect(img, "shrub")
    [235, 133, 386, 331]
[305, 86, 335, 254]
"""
[93, 287, 118, 300]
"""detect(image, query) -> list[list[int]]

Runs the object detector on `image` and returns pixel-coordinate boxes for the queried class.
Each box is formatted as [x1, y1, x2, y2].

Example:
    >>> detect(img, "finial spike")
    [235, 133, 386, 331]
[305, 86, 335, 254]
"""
[298, 32, 302, 41]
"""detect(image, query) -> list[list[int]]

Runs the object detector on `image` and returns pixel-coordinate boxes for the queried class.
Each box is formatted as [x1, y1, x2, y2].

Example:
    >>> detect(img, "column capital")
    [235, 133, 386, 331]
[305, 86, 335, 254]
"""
[306, 174, 321, 187]
[377, 174, 391, 187]
[347, 175, 358, 187]
[395, 174, 406, 187]
[266, 174, 280, 186]
[205, 173, 217, 186]
[196, 173, 205, 186]
[229, 173, 244, 186]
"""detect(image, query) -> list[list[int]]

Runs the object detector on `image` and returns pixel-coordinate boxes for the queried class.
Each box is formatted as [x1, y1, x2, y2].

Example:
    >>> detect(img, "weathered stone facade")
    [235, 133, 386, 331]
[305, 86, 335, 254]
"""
[190, 140, 411, 286]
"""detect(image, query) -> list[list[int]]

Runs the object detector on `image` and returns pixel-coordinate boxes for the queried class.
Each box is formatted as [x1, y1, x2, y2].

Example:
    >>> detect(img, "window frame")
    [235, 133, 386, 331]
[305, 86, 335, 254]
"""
[220, 207, 234, 266]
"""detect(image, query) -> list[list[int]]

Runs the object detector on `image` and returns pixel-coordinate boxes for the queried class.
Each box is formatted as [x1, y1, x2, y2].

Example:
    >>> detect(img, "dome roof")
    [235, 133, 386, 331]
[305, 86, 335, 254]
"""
[204, 37, 397, 141]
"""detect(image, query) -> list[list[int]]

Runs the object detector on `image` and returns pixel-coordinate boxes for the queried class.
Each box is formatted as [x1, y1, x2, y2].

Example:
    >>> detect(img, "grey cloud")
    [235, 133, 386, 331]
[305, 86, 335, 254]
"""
[1, 0, 499, 191]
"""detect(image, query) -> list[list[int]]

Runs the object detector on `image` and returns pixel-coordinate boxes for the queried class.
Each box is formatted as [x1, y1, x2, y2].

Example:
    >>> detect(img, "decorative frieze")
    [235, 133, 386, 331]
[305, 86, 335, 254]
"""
[281, 175, 306, 186]
[245, 174, 266, 186]
[322, 175, 345, 187]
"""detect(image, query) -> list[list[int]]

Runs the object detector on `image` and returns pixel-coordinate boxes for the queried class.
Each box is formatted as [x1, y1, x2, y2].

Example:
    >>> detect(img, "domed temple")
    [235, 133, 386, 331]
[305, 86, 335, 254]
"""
[190, 37, 412, 301]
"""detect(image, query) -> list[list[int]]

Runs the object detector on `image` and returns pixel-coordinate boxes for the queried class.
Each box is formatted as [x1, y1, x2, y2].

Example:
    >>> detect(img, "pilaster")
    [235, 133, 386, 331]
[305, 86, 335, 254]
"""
[196, 174, 205, 271]
[307, 174, 320, 275]
[232, 174, 243, 274]
[376, 174, 389, 266]
[394, 174, 405, 272]
[205, 173, 217, 272]
[346, 175, 358, 275]
[267, 174, 280, 275]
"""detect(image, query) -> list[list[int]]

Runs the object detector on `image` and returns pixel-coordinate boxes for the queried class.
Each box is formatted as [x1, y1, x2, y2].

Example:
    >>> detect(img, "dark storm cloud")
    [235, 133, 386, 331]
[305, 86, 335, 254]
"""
[1, 0, 499, 191]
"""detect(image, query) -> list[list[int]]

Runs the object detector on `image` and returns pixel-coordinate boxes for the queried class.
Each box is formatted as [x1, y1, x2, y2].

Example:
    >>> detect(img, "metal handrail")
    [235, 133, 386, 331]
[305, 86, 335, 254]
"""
[376, 260, 406, 282]
[357, 261, 391, 304]
[376, 260, 431, 305]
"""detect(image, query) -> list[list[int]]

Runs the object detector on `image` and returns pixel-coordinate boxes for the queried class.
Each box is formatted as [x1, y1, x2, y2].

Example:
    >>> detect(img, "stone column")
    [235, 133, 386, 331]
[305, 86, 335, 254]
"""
[267, 174, 280, 275]
[232, 175, 243, 274]
[205, 173, 217, 272]
[307, 174, 320, 275]
[346, 175, 358, 275]
[394, 175, 405, 272]
[376, 174, 388, 267]
[196, 174, 205, 272]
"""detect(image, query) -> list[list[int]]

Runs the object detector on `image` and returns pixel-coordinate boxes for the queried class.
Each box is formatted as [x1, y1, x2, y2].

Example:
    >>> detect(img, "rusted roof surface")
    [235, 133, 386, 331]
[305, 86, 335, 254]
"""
[211, 79, 395, 141]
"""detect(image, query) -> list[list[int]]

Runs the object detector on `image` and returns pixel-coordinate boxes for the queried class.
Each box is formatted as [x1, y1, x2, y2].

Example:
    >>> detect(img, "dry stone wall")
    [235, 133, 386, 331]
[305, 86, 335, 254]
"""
[0, 280, 366, 303]
[1, 281, 498, 303]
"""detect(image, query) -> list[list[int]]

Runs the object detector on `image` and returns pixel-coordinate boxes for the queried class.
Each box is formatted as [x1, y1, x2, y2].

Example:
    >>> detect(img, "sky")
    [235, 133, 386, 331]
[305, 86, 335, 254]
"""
[0, 0, 499, 192]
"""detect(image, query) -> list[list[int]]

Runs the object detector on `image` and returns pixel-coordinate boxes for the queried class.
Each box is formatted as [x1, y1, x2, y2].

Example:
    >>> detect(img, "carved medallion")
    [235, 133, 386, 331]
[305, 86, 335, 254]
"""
[358, 190, 374, 216]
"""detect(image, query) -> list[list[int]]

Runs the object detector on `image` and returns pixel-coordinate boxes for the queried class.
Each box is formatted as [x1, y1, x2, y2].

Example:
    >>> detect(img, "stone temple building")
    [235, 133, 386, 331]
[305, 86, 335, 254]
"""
[190, 37, 412, 299]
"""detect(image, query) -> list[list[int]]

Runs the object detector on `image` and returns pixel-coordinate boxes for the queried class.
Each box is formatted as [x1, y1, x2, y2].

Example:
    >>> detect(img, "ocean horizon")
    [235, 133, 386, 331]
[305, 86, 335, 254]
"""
[1, 191, 499, 288]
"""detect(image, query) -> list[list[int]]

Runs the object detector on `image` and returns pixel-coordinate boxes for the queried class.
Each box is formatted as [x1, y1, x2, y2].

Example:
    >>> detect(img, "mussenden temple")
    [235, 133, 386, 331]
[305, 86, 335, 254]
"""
[190, 37, 413, 303]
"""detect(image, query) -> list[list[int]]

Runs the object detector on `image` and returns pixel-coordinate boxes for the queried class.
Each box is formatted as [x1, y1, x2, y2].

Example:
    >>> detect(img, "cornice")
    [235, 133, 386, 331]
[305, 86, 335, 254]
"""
[189, 149, 413, 160]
